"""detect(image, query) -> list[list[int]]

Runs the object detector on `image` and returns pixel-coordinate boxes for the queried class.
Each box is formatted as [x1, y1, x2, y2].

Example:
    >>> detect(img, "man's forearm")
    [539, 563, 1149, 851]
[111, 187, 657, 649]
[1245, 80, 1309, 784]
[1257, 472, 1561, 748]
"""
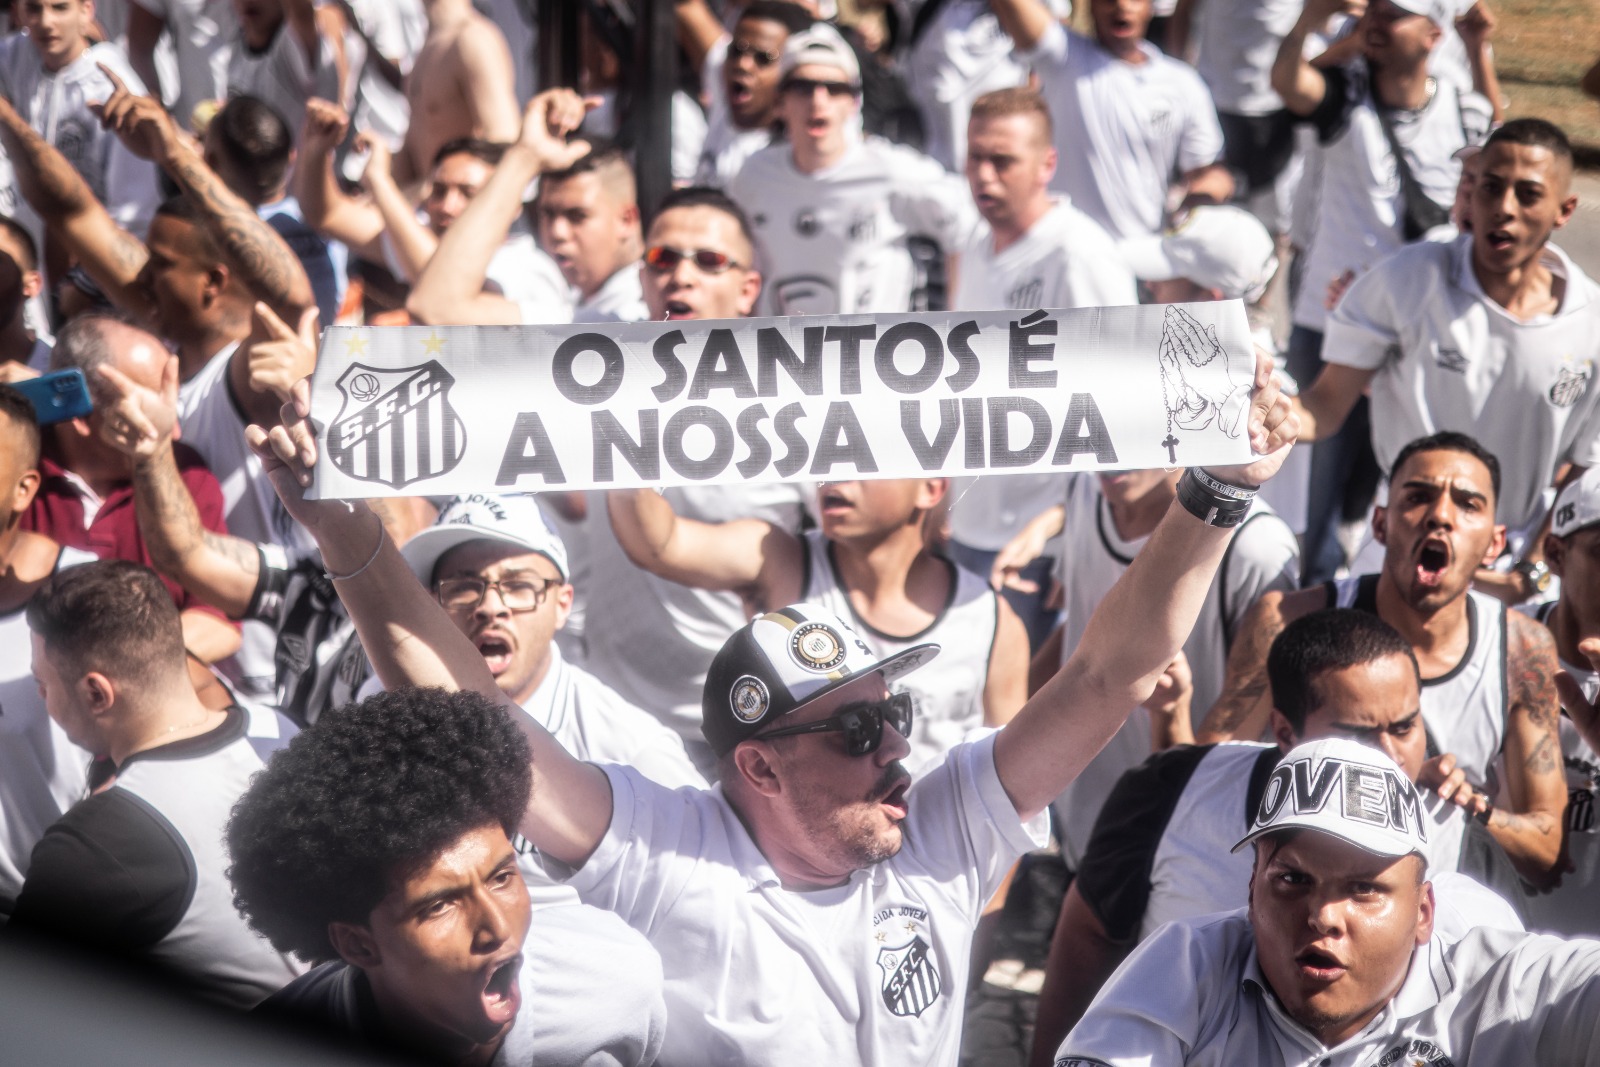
[132, 441, 261, 617]
[408, 144, 541, 321]
[1271, 16, 1324, 113]
[1469, 40, 1503, 121]
[369, 172, 439, 281]
[164, 142, 315, 320]
[988, 0, 1054, 52]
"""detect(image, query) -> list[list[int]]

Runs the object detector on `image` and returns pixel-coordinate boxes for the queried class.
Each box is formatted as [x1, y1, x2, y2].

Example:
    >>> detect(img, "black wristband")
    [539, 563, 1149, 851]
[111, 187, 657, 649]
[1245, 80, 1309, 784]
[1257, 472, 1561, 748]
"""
[1176, 468, 1258, 528]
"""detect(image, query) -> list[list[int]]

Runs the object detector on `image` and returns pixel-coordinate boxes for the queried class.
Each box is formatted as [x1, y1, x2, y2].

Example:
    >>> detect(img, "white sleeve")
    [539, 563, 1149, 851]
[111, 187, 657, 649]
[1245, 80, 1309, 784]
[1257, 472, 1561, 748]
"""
[1321, 264, 1401, 371]
[1176, 69, 1226, 173]
[1062, 225, 1138, 308]
[888, 147, 978, 252]
[1452, 930, 1600, 1066]
[1022, 18, 1071, 71]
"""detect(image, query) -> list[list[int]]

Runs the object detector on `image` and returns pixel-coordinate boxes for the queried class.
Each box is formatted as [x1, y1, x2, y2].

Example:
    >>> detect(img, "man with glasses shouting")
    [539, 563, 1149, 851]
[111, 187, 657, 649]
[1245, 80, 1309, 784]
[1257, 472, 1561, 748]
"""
[240, 331, 1298, 1063]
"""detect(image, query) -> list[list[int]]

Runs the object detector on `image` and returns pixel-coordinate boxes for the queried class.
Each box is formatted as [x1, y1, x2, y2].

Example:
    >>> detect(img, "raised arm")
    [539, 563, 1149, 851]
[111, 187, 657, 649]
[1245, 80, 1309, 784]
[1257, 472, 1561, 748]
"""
[1490, 612, 1568, 886]
[993, 352, 1299, 821]
[93, 68, 315, 324]
[296, 98, 386, 260]
[1455, 1, 1503, 122]
[1195, 587, 1309, 742]
[95, 358, 262, 618]
[408, 89, 592, 326]
[126, 2, 166, 106]
[457, 18, 521, 144]
[675, 0, 729, 70]
[1291, 362, 1374, 443]
[987, 0, 1057, 53]
[1273, 0, 1362, 116]
[246, 379, 614, 867]
[358, 134, 441, 282]
[285, 0, 323, 70]
[0, 95, 154, 317]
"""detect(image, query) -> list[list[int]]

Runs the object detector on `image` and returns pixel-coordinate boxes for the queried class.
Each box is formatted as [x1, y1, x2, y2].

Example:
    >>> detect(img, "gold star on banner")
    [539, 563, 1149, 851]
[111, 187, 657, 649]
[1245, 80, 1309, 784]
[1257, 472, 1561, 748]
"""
[344, 333, 369, 357]
[874, 931, 887, 943]
[904, 920, 917, 934]
[421, 332, 444, 355]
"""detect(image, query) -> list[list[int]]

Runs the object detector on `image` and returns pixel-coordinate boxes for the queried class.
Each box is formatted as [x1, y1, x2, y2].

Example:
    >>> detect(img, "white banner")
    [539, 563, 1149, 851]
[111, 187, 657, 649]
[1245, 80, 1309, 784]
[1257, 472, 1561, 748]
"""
[307, 302, 1257, 499]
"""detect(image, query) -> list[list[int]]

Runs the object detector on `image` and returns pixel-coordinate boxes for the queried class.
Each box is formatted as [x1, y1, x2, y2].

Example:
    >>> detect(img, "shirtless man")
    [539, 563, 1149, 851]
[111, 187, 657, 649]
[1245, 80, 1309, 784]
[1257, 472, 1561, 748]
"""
[392, 0, 520, 192]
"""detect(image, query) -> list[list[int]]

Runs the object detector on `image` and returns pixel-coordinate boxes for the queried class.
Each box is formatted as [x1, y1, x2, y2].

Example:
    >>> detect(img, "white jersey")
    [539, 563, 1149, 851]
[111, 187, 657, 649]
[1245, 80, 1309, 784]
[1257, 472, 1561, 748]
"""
[1191, 0, 1303, 116]
[1052, 477, 1300, 867]
[266, 904, 668, 1066]
[730, 137, 976, 316]
[951, 197, 1138, 314]
[342, 0, 426, 149]
[693, 35, 775, 189]
[177, 343, 318, 700]
[1025, 22, 1226, 240]
[130, 0, 237, 129]
[1059, 915, 1600, 1067]
[1328, 574, 1508, 790]
[0, 546, 95, 907]
[1291, 60, 1491, 331]
[542, 733, 1049, 1066]
[495, 231, 576, 326]
[1325, 236, 1600, 535]
[583, 483, 807, 743]
[799, 529, 998, 770]
[573, 263, 649, 324]
[225, 22, 338, 136]
[0, 40, 161, 236]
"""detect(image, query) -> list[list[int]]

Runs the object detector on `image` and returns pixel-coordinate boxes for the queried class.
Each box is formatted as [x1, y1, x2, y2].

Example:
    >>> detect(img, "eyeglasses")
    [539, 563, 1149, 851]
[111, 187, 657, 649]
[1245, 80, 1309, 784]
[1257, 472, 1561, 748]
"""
[435, 576, 561, 612]
[729, 39, 781, 67]
[644, 245, 743, 274]
[755, 692, 914, 757]
[782, 77, 856, 98]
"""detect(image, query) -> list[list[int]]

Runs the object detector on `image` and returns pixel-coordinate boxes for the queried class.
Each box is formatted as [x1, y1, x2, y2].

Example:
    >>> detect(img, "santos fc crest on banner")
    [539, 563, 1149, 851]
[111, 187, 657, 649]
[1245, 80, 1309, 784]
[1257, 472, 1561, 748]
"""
[327, 361, 466, 489]
[878, 935, 942, 1017]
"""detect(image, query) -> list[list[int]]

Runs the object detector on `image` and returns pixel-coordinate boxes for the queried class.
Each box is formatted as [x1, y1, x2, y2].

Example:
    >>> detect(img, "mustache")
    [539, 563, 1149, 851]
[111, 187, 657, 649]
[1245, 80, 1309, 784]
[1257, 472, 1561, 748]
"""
[866, 762, 911, 803]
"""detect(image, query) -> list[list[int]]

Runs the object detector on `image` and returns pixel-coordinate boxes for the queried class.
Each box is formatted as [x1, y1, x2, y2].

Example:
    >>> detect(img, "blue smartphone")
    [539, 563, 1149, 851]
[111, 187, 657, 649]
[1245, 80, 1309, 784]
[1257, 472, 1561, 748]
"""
[11, 368, 93, 426]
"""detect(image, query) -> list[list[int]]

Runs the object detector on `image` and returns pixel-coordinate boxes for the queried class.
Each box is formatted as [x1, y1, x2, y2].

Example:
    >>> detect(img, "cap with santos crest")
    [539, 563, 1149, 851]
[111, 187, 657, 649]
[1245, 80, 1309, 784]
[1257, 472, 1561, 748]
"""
[702, 604, 938, 757]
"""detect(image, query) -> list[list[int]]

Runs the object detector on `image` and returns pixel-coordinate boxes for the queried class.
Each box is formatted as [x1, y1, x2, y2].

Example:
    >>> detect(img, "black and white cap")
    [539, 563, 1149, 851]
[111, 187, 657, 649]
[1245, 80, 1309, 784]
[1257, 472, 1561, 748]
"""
[1552, 467, 1600, 539]
[701, 603, 938, 757]
[1232, 738, 1429, 859]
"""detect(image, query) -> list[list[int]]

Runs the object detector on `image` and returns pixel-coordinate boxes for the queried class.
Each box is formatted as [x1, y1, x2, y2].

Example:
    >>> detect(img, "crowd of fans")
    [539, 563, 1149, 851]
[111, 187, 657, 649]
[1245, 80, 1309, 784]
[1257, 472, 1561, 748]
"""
[0, 0, 1598, 1064]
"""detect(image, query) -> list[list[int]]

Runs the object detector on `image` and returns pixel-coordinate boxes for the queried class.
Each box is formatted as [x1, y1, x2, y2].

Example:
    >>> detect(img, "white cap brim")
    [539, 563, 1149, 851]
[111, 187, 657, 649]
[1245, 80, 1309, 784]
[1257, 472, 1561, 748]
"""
[1117, 235, 1181, 282]
[400, 525, 568, 586]
[1231, 818, 1422, 859]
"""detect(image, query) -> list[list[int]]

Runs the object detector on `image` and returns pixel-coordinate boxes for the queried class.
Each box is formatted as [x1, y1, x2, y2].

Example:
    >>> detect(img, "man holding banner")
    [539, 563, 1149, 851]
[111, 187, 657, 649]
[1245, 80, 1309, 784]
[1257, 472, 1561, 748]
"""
[241, 303, 1296, 1062]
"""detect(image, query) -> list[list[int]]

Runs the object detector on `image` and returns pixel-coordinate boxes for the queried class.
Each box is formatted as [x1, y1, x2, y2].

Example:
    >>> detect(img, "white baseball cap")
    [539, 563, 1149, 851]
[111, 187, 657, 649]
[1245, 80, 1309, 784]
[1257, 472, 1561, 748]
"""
[1232, 738, 1429, 859]
[1553, 467, 1600, 539]
[778, 23, 861, 88]
[1387, 0, 1455, 26]
[701, 603, 937, 756]
[1117, 206, 1278, 303]
[400, 494, 569, 586]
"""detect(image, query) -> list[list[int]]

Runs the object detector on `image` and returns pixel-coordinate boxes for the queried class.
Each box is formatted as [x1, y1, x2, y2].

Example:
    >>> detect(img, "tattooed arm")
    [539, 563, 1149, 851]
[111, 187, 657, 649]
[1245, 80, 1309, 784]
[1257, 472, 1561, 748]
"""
[1492, 611, 1568, 887]
[0, 94, 155, 318]
[1196, 588, 1319, 743]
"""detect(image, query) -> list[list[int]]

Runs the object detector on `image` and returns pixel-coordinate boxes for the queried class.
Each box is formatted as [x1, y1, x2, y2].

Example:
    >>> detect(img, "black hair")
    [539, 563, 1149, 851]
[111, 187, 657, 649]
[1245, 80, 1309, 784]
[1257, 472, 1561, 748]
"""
[0, 213, 38, 270]
[226, 687, 533, 963]
[211, 94, 293, 202]
[647, 185, 757, 254]
[153, 195, 225, 265]
[1484, 118, 1574, 168]
[431, 138, 510, 170]
[25, 560, 186, 688]
[1389, 431, 1501, 505]
[0, 382, 40, 467]
[737, 0, 815, 34]
[1267, 609, 1420, 733]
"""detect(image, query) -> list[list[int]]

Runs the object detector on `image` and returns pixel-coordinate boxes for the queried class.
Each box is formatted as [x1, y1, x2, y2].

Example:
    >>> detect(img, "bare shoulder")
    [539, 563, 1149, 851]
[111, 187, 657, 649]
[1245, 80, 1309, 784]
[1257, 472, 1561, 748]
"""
[1244, 584, 1323, 635]
[1506, 608, 1558, 664]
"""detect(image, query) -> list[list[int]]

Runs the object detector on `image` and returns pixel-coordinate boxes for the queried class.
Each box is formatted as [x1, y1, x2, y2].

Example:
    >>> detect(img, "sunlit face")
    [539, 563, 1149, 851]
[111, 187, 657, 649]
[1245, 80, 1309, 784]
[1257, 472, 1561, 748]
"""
[232, 0, 284, 51]
[354, 825, 532, 1054]
[433, 541, 570, 707]
[965, 113, 1056, 232]
[1362, 0, 1439, 66]
[136, 215, 216, 344]
[537, 171, 637, 300]
[1249, 831, 1432, 1048]
[725, 17, 790, 129]
[21, 0, 92, 71]
[779, 62, 858, 154]
[424, 153, 496, 235]
[1284, 656, 1426, 781]
[1469, 142, 1576, 277]
[1090, 0, 1152, 50]
[749, 672, 914, 878]
[815, 479, 945, 542]
[1373, 448, 1504, 614]
[641, 205, 760, 321]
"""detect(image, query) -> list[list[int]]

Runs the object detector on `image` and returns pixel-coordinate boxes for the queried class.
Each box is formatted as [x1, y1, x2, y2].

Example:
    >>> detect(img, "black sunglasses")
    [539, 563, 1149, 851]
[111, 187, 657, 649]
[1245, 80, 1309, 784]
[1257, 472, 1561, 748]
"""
[730, 39, 781, 67]
[755, 692, 914, 757]
[782, 77, 857, 98]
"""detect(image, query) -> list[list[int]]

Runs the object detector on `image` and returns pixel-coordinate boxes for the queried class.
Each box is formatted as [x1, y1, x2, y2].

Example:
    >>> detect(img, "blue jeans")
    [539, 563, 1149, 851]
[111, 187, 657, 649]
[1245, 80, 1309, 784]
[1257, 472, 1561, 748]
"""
[1287, 326, 1382, 586]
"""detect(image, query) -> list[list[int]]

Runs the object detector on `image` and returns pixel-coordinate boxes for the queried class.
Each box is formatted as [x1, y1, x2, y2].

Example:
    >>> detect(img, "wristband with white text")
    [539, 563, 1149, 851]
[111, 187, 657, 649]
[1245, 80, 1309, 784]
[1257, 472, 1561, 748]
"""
[1176, 468, 1258, 528]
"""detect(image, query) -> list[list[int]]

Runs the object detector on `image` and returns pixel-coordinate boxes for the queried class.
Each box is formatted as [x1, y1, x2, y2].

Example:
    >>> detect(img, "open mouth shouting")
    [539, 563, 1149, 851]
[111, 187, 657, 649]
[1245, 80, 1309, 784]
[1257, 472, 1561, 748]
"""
[1483, 228, 1516, 255]
[474, 630, 516, 676]
[818, 486, 855, 516]
[662, 297, 695, 319]
[479, 951, 523, 1027]
[1412, 536, 1452, 589]
[1294, 945, 1347, 983]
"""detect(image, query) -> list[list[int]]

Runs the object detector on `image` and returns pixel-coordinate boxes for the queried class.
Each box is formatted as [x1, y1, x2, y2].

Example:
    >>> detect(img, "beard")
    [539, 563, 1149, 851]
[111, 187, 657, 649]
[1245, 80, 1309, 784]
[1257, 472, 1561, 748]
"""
[788, 762, 909, 872]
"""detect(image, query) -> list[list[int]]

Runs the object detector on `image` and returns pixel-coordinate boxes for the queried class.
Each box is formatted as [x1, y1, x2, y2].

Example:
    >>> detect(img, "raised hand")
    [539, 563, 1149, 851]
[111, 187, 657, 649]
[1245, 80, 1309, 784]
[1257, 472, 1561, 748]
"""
[1203, 348, 1299, 488]
[90, 64, 184, 166]
[1416, 752, 1491, 818]
[517, 88, 599, 174]
[354, 131, 393, 191]
[96, 355, 180, 457]
[301, 97, 350, 158]
[1455, 1, 1497, 51]
[246, 301, 319, 403]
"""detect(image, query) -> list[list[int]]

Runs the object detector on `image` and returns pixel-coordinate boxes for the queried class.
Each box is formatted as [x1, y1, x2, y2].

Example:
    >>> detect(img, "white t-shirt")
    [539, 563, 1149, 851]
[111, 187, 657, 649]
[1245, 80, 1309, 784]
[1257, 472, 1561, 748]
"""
[225, 21, 338, 136]
[1291, 60, 1491, 331]
[542, 732, 1049, 1066]
[1324, 235, 1600, 535]
[131, 0, 237, 129]
[695, 37, 775, 189]
[573, 262, 649, 324]
[1026, 22, 1226, 240]
[0, 546, 95, 908]
[0, 40, 162, 236]
[1059, 915, 1600, 1067]
[583, 482, 806, 742]
[951, 197, 1137, 314]
[1051, 477, 1300, 867]
[730, 137, 977, 316]
[1191, 0, 1303, 116]
[495, 231, 576, 327]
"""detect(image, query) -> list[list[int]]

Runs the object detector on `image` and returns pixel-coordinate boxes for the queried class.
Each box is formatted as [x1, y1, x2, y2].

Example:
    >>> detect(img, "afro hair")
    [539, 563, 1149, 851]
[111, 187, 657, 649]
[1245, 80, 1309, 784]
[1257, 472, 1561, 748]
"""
[226, 687, 532, 963]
